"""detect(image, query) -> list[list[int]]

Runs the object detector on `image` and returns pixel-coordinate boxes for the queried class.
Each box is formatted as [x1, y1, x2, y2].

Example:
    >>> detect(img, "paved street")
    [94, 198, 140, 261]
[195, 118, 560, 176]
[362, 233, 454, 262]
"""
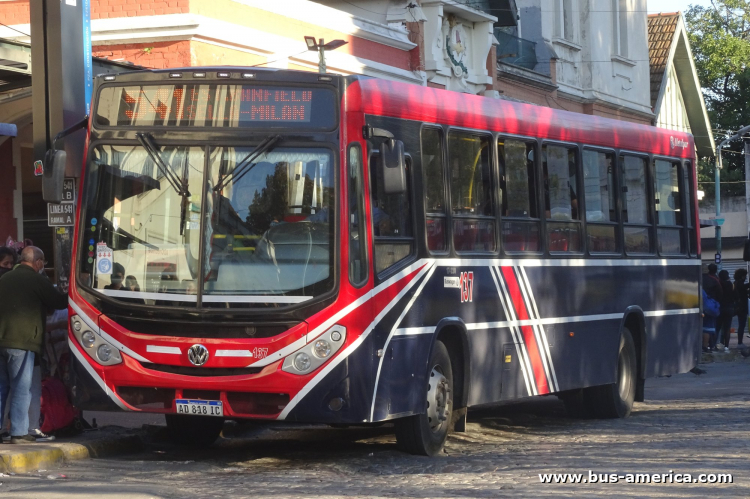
[0, 360, 748, 498]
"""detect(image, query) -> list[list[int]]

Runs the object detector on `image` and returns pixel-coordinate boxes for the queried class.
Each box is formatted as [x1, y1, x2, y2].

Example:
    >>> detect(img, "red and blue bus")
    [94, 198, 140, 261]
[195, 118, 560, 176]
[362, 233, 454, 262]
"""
[49, 68, 700, 455]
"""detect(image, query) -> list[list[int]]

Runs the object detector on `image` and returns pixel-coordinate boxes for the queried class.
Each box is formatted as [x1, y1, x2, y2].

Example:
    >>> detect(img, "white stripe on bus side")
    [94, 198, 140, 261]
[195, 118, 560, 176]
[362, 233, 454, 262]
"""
[490, 266, 535, 397]
[517, 266, 559, 392]
[369, 261, 438, 422]
[277, 261, 436, 421]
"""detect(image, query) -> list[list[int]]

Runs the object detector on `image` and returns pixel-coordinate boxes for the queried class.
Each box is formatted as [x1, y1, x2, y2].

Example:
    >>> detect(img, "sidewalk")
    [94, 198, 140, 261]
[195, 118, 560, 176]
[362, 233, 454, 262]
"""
[702, 323, 750, 363]
[0, 426, 143, 474]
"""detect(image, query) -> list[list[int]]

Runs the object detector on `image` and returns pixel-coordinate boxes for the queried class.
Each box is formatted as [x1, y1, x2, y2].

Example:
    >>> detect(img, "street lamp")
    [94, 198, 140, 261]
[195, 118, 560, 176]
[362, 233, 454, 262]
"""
[304, 36, 348, 74]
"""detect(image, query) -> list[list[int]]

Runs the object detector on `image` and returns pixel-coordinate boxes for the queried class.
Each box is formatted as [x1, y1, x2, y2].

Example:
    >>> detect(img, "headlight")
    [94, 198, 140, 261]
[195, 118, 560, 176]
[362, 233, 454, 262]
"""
[81, 331, 96, 348]
[70, 314, 123, 366]
[293, 352, 311, 372]
[282, 325, 346, 375]
[313, 339, 331, 358]
[97, 344, 112, 362]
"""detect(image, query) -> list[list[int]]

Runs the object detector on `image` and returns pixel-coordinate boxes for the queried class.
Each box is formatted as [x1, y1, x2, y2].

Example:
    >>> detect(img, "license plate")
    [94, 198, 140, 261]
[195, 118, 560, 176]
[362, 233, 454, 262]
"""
[175, 399, 223, 417]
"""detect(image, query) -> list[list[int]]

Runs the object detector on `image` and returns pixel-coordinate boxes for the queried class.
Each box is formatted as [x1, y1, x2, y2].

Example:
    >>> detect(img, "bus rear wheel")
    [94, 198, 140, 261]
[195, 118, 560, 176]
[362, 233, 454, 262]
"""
[395, 340, 453, 456]
[592, 328, 637, 418]
[165, 414, 224, 447]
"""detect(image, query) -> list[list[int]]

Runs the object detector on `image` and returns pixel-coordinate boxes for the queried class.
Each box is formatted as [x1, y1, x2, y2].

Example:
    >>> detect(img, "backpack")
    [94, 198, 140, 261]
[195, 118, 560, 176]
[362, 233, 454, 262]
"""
[703, 290, 720, 318]
[40, 376, 80, 434]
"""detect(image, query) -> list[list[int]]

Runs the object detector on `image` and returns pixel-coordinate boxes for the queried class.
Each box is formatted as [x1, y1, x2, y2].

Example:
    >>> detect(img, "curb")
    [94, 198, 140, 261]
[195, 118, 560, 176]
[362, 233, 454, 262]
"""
[0, 433, 143, 474]
[701, 350, 749, 364]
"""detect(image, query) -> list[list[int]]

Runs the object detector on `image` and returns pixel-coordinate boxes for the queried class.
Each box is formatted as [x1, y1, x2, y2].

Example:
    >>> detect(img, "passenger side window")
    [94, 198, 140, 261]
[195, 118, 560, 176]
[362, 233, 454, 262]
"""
[620, 154, 652, 254]
[499, 138, 540, 252]
[421, 128, 447, 252]
[543, 144, 581, 252]
[448, 132, 496, 252]
[582, 149, 618, 253]
[653, 159, 683, 254]
[370, 152, 414, 274]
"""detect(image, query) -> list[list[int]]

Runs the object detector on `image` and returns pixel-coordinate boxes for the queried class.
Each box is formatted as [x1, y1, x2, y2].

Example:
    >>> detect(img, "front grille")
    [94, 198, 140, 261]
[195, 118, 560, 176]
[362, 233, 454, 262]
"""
[143, 363, 264, 377]
[116, 386, 175, 409]
[226, 392, 289, 415]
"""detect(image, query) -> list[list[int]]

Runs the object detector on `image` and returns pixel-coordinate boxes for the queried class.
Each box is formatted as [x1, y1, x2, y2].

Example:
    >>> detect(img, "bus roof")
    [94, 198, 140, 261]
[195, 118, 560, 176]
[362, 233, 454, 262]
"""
[350, 78, 696, 160]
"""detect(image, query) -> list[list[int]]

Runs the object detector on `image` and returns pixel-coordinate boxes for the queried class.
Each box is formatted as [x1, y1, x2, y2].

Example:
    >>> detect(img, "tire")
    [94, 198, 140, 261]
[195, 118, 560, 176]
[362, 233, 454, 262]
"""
[395, 340, 453, 456]
[591, 328, 637, 418]
[165, 414, 224, 447]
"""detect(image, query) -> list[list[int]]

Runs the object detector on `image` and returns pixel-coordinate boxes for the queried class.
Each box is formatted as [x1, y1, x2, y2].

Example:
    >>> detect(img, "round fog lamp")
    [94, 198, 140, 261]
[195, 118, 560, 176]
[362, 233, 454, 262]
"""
[81, 331, 96, 348]
[73, 321, 82, 332]
[313, 339, 331, 358]
[294, 352, 311, 372]
[97, 344, 112, 362]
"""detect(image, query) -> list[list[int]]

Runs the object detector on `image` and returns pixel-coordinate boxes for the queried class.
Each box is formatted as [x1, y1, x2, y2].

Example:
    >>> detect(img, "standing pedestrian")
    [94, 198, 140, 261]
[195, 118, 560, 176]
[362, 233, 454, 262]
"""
[0, 246, 67, 444]
[703, 264, 722, 350]
[0, 246, 17, 278]
[717, 269, 734, 352]
[734, 268, 749, 347]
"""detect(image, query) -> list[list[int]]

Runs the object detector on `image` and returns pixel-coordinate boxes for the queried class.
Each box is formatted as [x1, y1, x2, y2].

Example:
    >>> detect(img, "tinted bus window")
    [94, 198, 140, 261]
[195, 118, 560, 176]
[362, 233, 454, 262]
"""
[499, 138, 540, 252]
[583, 149, 617, 253]
[654, 159, 683, 254]
[371, 154, 414, 274]
[620, 154, 652, 253]
[421, 128, 447, 252]
[448, 133, 495, 252]
[543, 144, 581, 252]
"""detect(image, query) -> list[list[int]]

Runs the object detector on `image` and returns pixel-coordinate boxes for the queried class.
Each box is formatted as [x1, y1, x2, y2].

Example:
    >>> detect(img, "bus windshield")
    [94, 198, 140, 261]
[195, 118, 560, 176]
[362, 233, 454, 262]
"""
[78, 143, 335, 307]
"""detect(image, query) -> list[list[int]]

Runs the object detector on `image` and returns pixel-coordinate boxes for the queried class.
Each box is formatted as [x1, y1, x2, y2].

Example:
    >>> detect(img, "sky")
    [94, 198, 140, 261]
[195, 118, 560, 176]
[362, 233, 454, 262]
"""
[647, 0, 714, 14]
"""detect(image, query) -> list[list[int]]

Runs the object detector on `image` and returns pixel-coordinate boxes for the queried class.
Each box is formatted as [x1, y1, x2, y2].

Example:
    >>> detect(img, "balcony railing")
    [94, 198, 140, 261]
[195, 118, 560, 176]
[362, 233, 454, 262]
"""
[495, 29, 537, 71]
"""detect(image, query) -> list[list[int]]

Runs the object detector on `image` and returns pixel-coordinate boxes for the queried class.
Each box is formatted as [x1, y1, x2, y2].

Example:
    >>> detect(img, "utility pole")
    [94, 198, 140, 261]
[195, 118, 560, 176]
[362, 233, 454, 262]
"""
[318, 39, 326, 74]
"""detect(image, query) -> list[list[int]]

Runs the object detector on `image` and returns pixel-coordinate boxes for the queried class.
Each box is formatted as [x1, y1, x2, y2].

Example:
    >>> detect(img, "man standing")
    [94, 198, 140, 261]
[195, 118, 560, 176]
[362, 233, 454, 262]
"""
[0, 246, 67, 443]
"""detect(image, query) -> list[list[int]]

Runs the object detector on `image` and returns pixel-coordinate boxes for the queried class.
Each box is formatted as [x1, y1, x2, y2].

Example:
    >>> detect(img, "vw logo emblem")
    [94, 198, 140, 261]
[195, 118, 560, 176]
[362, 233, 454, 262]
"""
[187, 344, 209, 366]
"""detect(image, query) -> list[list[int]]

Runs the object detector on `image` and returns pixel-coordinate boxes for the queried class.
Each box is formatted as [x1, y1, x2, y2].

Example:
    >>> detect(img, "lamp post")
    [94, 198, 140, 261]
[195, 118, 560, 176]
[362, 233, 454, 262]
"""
[304, 36, 348, 74]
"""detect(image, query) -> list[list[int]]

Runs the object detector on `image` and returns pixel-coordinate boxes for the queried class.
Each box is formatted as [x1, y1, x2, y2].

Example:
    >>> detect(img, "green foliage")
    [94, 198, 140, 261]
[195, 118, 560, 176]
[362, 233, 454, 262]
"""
[686, 1, 750, 198]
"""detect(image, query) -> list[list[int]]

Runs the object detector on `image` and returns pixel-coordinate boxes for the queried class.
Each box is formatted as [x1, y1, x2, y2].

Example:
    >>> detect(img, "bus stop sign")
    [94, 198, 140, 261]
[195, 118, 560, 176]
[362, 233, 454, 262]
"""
[715, 253, 722, 265]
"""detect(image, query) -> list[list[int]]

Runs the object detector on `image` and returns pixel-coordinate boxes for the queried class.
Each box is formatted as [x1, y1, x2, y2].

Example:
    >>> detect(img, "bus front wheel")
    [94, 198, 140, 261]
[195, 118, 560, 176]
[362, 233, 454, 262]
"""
[165, 414, 224, 447]
[592, 328, 637, 418]
[395, 340, 453, 456]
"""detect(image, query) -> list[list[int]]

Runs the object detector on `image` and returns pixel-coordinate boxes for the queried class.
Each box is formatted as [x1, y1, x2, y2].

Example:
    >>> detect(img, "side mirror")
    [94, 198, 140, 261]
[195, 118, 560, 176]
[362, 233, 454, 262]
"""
[380, 139, 406, 195]
[744, 233, 750, 262]
[43, 149, 67, 203]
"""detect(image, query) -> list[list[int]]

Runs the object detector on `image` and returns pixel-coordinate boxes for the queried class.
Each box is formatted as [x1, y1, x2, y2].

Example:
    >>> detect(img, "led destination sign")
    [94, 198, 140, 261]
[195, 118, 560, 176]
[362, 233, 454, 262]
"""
[96, 84, 336, 129]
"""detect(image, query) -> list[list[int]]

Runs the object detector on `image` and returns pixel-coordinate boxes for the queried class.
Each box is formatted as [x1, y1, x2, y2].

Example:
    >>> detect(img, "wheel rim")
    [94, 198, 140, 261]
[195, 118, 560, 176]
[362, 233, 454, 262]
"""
[617, 344, 633, 400]
[426, 366, 450, 432]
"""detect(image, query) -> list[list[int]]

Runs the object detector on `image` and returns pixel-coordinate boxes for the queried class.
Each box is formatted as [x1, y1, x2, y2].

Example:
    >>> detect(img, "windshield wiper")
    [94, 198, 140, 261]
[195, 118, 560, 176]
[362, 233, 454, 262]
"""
[136, 133, 191, 198]
[136, 132, 192, 235]
[213, 134, 281, 192]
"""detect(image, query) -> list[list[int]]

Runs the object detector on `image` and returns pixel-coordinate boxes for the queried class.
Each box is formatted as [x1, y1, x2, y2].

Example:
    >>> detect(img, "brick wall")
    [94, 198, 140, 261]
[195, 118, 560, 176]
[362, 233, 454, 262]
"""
[92, 0, 189, 19]
[92, 40, 191, 69]
[0, 0, 29, 25]
[0, 140, 17, 242]
[0, 0, 189, 24]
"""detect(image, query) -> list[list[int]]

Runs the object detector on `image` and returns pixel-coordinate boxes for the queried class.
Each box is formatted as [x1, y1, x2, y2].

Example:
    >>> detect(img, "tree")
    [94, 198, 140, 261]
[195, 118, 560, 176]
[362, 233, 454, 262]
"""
[685, 0, 750, 198]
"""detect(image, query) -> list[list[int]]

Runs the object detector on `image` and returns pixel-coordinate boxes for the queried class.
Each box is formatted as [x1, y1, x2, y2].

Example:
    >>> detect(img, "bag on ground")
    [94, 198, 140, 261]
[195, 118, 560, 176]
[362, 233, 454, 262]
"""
[40, 376, 79, 434]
